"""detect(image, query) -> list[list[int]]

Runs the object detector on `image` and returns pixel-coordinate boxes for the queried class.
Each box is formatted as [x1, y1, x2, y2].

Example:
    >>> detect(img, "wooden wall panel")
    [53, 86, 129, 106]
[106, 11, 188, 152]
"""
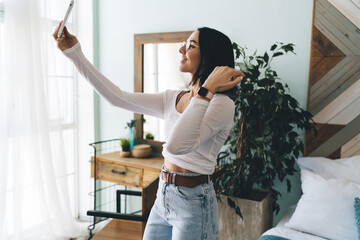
[342, 132, 360, 157]
[305, 0, 360, 157]
[305, 123, 344, 158]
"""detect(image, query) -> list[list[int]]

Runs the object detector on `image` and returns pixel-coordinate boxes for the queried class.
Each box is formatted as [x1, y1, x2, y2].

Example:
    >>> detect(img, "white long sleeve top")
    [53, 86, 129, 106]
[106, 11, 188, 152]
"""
[63, 42, 235, 174]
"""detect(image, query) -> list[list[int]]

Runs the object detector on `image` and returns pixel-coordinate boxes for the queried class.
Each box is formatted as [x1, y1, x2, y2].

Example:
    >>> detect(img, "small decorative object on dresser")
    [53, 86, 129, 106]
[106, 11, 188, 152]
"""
[119, 138, 131, 157]
[131, 144, 152, 158]
[145, 132, 155, 140]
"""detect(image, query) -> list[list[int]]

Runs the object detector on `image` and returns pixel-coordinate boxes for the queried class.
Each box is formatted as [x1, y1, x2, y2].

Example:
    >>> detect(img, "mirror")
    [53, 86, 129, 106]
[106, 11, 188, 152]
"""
[133, 31, 193, 152]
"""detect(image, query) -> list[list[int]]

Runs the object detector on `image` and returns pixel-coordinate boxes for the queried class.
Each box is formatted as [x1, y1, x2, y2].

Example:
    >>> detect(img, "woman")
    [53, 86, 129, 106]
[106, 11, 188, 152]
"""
[53, 24, 244, 240]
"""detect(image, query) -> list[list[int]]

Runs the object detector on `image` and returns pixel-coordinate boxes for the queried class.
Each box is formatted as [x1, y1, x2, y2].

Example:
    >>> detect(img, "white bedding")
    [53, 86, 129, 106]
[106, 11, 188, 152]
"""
[261, 205, 327, 240]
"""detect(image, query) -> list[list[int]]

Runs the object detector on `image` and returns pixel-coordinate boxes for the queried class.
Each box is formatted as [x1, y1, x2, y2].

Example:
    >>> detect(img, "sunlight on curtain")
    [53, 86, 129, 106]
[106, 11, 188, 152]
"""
[0, 0, 87, 239]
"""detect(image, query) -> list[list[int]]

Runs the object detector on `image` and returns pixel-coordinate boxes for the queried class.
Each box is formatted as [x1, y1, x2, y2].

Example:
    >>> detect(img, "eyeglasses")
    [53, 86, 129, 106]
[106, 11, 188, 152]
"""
[180, 40, 199, 52]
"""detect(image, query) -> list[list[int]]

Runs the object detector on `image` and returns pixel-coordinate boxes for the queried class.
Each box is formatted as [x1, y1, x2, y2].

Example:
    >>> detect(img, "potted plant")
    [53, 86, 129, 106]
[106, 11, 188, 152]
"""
[119, 138, 131, 157]
[145, 132, 155, 140]
[214, 42, 316, 239]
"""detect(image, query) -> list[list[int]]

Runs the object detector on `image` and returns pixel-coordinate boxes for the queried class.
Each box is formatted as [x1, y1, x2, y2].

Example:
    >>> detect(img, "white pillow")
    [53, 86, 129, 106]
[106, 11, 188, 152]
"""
[297, 155, 360, 184]
[285, 170, 360, 240]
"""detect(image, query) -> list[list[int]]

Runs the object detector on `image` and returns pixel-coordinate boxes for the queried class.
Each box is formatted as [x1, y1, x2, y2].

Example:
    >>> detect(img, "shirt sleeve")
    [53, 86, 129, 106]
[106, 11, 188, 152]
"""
[164, 95, 235, 155]
[62, 42, 165, 119]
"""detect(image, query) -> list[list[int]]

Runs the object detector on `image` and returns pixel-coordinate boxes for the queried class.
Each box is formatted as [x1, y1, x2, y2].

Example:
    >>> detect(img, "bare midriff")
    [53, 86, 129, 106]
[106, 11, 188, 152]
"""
[164, 158, 194, 173]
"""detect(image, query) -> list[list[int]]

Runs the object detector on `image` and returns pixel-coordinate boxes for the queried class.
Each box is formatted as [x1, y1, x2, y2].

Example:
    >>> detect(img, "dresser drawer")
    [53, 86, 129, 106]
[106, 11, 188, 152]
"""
[96, 161, 142, 187]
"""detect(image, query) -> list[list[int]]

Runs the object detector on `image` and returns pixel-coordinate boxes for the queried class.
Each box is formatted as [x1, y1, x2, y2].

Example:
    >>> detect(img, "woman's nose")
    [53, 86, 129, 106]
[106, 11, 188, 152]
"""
[179, 45, 186, 54]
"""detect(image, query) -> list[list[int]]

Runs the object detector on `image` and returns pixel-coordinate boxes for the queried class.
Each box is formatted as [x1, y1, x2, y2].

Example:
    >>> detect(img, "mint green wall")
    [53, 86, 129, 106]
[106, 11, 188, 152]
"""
[93, 0, 313, 226]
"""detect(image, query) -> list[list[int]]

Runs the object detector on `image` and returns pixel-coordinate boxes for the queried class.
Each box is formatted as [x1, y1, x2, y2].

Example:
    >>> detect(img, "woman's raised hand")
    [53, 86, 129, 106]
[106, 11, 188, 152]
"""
[53, 21, 78, 51]
[203, 66, 245, 93]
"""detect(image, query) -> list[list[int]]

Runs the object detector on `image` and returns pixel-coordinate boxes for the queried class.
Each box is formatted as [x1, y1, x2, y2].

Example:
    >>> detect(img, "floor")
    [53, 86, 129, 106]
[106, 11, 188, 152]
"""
[92, 219, 143, 240]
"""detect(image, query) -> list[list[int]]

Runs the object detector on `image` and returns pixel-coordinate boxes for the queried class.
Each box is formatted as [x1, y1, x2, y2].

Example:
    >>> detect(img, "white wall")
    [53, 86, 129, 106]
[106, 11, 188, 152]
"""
[95, 0, 314, 225]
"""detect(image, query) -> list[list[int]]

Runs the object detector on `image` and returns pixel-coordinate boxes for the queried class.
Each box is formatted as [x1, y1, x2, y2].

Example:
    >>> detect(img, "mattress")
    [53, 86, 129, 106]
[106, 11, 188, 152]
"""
[260, 205, 327, 240]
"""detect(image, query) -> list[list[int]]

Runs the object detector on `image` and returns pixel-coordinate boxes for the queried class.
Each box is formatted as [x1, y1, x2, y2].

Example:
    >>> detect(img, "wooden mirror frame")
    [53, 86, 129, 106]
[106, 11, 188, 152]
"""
[133, 31, 193, 153]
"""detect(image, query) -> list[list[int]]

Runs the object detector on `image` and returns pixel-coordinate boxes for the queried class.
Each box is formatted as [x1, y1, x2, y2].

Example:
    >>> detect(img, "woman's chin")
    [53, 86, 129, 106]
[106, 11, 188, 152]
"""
[179, 66, 187, 73]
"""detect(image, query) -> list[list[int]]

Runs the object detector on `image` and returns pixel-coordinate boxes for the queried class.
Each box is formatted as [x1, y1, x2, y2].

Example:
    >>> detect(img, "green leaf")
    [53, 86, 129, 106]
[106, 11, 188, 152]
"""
[282, 44, 295, 53]
[270, 44, 277, 51]
[273, 52, 284, 57]
[264, 52, 269, 63]
[227, 197, 236, 208]
[236, 206, 243, 219]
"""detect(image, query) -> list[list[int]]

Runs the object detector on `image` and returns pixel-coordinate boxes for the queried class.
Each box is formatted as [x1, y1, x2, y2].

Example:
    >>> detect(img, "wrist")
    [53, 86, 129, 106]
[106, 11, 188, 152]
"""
[201, 83, 216, 94]
[197, 86, 214, 100]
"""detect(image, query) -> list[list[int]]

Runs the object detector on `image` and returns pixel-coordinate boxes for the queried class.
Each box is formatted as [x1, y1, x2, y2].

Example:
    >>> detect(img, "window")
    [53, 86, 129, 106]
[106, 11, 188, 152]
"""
[40, 2, 78, 217]
[0, 2, 94, 232]
[0, 0, 78, 218]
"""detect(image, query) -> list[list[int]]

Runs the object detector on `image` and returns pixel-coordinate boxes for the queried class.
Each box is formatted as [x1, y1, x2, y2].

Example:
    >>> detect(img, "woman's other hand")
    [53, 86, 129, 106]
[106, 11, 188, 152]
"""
[53, 21, 78, 51]
[203, 66, 245, 93]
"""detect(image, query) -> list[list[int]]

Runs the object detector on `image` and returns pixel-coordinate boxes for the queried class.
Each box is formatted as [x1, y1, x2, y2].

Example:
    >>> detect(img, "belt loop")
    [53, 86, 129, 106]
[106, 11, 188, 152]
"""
[208, 175, 210, 184]
[172, 173, 176, 186]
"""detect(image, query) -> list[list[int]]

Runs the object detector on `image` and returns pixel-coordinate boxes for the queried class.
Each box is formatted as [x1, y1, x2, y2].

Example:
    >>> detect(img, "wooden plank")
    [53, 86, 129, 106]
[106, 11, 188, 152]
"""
[309, 55, 344, 87]
[311, 69, 360, 115]
[134, 31, 193, 44]
[316, 1, 360, 52]
[341, 132, 360, 157]
[311, 25, 345, 57]
[317, 0, 332, 9]
[313, 78, 360, 123]
[91, 152, 164, 171]
[308, 113, 360, 157]
[305, 123, 345, 157]
[143, 169, 160, 186]
[308, 25, 345, 88]
[310, 55, 354, 96]
[329, 96, 360, 124]
[321, 0, 360, 49]
[310, 59, 360, 114]
[327, 0, 360, 30]
[316, 55, 360, 95]
[142, 177, 158, 216]
[309, 56, 360, 113]
[92, 219, 142, 240]
[311, 44, 325, 58]
[314, 19, 353, 55]
[309, 55, 356, 110]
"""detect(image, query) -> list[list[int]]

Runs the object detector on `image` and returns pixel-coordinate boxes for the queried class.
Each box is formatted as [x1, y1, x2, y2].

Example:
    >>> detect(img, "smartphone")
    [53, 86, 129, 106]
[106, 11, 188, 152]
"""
[57, 0, 75, 38]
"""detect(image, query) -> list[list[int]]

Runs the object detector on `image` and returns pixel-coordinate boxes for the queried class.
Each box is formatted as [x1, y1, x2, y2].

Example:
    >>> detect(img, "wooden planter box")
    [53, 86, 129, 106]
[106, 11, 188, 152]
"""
[218, 188, 273, 240]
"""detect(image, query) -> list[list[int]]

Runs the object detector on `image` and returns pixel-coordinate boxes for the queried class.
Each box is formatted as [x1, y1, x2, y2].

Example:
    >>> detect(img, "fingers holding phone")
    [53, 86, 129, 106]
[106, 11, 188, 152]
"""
[53, 22, 78, 51]
[53, 0, 78, 51]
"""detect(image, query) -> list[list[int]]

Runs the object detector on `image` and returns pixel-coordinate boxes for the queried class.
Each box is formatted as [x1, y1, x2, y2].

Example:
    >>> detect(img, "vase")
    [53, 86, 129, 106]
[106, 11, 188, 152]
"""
[218, 189, 273, 240]
[128, 127, 135, 151]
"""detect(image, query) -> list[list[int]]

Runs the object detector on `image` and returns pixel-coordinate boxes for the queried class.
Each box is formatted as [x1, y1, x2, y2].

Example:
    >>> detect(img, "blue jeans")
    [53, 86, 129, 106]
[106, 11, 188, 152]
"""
[143, 168, 219, 240]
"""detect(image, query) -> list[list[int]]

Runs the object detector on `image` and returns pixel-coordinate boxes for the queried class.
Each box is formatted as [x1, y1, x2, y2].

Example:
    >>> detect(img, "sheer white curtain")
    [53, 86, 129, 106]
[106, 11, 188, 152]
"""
[0, 0, 86, 239]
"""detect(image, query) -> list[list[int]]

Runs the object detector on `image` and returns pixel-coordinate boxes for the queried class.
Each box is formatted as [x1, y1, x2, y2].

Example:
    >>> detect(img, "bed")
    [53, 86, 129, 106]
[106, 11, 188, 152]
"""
[260, 205, 327, 240]
[259, 156, 360, 240]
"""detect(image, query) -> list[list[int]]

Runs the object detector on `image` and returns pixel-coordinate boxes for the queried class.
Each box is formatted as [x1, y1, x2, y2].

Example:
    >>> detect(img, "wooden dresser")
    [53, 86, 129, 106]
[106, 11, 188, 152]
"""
[90, 151, 164, 239]
[91, 151, 164, 188]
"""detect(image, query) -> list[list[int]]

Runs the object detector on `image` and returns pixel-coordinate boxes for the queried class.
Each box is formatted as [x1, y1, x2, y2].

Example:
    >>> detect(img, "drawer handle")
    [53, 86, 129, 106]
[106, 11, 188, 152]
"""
[111, 169, 126, 175]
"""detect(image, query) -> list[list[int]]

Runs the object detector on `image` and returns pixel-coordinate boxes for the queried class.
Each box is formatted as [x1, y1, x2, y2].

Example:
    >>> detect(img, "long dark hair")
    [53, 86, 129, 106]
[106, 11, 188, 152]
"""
[190, 27, 236, 97]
